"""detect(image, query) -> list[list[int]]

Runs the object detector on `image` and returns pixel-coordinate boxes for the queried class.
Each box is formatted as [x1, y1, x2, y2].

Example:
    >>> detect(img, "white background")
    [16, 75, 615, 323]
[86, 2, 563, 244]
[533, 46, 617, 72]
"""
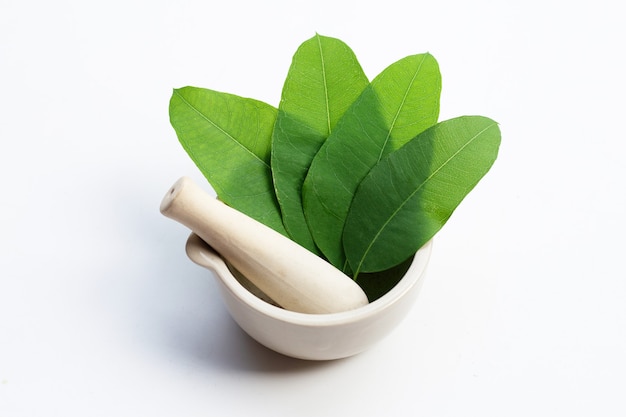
[1, 0, 624, 415]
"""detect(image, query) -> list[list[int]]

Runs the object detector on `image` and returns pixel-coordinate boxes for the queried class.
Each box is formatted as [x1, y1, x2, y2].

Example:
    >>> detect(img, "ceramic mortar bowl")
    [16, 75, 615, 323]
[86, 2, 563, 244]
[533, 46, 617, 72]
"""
[185, 233, 433, 361]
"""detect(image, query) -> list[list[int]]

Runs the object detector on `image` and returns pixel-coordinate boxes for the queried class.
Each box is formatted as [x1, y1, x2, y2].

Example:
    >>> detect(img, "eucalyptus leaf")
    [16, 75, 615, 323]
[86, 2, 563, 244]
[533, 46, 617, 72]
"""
[271, 34, 368, 254]
[355, 255, 414, 301]
[302, 53, 441, 270]
[343, 116, 501, 276]
[169, 86, 286, 235]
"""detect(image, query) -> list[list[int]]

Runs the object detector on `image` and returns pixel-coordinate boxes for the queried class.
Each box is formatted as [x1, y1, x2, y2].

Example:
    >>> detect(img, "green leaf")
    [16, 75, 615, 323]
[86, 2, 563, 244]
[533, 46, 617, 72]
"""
[169, 86, 286, 235]
[271, 34, 368, 254]
[302, 53, 441, 270]
[355, 255, 414, 301]
[343, 116, 501, 275]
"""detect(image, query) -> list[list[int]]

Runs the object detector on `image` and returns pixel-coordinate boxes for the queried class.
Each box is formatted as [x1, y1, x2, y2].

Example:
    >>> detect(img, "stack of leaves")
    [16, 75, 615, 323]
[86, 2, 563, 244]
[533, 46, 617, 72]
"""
[169, 34, 500, 299]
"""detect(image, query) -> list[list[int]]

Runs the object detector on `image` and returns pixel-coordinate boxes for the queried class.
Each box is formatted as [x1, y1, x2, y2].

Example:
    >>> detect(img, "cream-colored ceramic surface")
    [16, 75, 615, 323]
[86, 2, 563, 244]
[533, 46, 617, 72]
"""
[185, 232, 433, 361]
[160, 177, 368, 314]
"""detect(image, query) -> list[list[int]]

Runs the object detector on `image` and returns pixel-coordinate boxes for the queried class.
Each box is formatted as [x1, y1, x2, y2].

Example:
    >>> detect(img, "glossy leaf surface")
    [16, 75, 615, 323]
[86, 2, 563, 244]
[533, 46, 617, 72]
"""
[302, 53, 441, 270]
[343, 116, 501, 275]
[271, 34, 368, 253]
[169, 86, 286, 235]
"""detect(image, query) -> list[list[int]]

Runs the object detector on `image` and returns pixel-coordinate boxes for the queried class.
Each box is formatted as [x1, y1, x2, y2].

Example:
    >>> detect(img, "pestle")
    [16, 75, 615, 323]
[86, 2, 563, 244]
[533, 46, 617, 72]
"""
[160, 177, 369, 314]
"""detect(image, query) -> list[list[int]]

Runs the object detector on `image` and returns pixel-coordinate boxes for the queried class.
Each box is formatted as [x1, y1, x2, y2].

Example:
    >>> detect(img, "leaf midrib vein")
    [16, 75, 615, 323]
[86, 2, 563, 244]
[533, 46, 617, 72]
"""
[174, 90, 267, 167]
[316, 34, 332, 136]
[377, 54, 429, 162]
[354, 122, 497, 274]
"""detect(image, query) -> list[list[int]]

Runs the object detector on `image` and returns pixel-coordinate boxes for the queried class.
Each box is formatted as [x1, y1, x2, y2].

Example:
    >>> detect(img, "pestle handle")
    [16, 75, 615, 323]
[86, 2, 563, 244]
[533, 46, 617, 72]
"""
[160, 177, 369, 314]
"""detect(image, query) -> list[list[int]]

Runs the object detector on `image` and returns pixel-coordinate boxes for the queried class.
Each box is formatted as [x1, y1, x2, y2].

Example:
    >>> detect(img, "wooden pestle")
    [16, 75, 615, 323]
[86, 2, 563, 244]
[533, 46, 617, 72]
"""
[160, 177, 369, 314]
